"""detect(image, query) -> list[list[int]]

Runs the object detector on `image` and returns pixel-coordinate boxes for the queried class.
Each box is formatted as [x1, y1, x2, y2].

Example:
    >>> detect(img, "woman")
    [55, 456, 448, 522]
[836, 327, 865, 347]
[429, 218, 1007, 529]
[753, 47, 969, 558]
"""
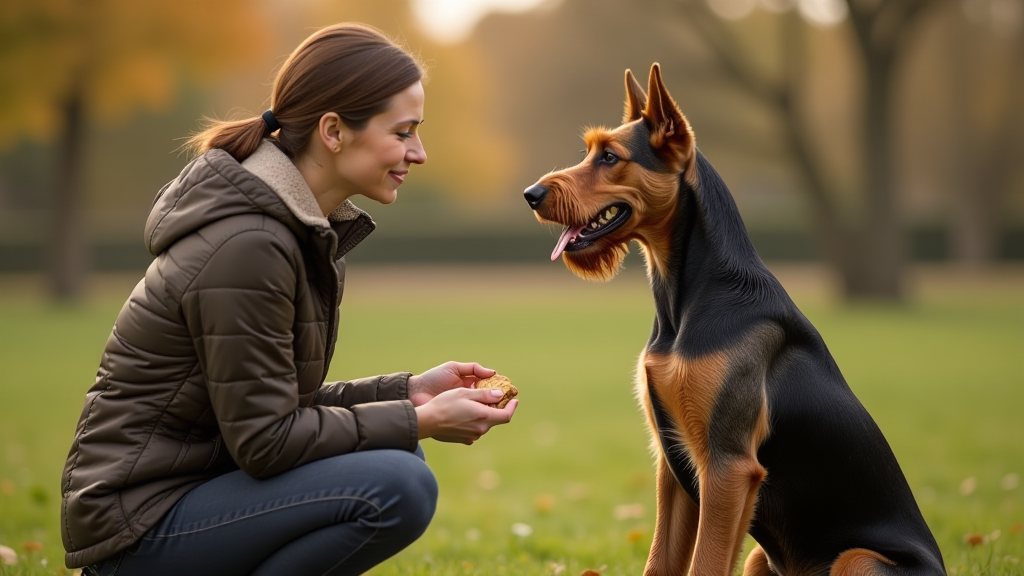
[61, 23, 518, 576]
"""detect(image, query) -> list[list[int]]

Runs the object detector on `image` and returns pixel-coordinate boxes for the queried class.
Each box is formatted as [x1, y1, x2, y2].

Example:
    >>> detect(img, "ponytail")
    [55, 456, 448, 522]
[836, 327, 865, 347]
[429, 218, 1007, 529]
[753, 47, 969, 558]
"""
[184, 115, 272, 162]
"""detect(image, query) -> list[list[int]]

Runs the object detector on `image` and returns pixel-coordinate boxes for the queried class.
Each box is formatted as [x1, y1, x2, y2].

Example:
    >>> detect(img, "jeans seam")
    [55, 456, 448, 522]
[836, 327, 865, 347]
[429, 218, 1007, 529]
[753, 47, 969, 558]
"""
[144, 495, 382, 539]
[319, 498, 382, 576]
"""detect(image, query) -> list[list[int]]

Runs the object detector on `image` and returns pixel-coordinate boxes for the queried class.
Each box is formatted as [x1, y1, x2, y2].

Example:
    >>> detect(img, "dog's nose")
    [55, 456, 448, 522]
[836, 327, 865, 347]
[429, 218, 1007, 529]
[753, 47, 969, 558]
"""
[524, 184, 548, 209]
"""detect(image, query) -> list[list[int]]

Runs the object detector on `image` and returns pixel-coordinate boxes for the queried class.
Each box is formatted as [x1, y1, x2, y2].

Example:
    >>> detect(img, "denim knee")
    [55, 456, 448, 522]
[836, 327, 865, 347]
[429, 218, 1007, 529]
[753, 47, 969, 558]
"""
[378, 450, 438, 536]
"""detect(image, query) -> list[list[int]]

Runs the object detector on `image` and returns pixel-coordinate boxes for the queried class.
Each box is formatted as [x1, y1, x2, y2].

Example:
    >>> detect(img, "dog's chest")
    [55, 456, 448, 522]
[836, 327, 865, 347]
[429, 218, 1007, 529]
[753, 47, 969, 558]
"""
[637, 350, 728, 475]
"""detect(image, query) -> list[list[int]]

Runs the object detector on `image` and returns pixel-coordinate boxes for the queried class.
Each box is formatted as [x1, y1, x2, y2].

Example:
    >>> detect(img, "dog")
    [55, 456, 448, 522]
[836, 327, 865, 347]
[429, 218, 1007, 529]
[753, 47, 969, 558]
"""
[523, 64, 946, 576]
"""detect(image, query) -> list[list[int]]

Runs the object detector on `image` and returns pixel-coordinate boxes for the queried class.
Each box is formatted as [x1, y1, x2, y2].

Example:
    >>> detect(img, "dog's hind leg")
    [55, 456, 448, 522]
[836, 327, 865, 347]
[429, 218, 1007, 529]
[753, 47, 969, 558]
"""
[644, 455, 699, 576]
[830, 549, 906, 576]
[743, 545, 773, 576]
[830, 548, 948, 576]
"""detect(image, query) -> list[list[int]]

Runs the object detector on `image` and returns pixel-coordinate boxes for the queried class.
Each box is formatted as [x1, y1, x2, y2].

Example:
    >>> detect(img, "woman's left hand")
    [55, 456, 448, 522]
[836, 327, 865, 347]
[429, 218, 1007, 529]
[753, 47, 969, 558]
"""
[408, 361, 496, 407]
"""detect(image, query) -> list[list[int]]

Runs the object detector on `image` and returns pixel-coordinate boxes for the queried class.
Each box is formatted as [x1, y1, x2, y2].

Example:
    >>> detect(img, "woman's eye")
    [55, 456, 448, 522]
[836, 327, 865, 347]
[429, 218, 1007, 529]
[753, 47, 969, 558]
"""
[397, 132, 413, 140]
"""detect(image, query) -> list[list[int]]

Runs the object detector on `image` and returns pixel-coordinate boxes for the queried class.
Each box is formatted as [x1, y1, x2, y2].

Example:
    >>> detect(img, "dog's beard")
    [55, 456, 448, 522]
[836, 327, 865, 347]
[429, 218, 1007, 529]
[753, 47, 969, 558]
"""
[563, 241, 629, 282]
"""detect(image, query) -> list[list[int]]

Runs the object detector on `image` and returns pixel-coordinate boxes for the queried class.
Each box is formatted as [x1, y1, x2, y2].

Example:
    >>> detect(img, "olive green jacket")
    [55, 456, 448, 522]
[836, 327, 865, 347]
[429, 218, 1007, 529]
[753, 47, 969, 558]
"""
[60, 142, 418, 568]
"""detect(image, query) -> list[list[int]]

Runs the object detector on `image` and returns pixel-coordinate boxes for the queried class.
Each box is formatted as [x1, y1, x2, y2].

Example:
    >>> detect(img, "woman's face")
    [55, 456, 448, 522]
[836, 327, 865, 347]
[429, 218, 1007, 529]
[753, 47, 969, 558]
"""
[334, 81, 427, 205]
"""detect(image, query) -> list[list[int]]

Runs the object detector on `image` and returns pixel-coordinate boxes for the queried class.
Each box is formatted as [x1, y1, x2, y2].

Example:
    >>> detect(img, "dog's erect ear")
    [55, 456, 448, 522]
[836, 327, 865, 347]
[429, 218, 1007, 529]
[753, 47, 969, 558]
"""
[643, 63, 694, 166]
[623, 69, 647, 123]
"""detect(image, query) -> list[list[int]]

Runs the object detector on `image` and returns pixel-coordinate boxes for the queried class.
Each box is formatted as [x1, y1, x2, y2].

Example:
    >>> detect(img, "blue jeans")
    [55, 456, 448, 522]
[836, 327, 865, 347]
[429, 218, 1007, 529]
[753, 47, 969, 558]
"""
[89, 446, 437, 576]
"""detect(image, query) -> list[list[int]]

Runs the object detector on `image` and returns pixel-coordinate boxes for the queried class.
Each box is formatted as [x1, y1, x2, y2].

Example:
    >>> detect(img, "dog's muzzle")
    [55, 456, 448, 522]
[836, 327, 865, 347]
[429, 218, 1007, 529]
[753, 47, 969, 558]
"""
[523, 184, 548, 209]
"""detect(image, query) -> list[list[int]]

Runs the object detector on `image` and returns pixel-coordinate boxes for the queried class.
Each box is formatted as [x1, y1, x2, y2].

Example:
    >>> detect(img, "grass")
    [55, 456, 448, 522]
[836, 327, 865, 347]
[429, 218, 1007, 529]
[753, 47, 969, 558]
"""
[0, 264, 1022, 575]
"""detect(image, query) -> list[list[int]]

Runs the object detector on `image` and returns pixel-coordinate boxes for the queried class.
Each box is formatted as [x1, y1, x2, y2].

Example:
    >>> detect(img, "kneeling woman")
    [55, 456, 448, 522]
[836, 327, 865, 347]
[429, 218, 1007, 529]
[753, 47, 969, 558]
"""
[61, 23, 518, 576]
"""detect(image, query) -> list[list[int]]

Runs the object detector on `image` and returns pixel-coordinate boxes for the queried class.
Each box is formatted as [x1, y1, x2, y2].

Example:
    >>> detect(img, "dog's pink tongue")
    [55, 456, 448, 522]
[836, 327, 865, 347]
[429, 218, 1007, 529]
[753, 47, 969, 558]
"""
[551, 224, 587, 261]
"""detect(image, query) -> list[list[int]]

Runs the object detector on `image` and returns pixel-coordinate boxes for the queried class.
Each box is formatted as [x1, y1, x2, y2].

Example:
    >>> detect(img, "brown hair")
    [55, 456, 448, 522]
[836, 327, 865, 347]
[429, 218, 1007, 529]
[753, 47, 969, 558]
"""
[186, 23, 424, 161]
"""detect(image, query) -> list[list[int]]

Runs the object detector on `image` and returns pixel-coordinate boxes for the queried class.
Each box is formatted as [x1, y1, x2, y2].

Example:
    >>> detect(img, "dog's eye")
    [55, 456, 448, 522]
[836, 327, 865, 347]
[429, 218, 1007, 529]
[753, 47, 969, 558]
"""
[599, 151, 619, 165]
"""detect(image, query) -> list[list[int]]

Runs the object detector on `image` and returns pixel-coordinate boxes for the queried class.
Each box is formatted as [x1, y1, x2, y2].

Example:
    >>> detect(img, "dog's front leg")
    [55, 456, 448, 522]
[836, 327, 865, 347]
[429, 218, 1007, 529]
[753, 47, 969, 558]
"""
[644, 453, 699, 576]
[689, 456, 766, 576]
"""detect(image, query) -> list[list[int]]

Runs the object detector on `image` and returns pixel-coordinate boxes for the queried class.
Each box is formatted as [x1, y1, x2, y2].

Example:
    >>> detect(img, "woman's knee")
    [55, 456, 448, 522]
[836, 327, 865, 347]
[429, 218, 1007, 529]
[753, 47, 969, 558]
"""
[379, 450, 438, 527]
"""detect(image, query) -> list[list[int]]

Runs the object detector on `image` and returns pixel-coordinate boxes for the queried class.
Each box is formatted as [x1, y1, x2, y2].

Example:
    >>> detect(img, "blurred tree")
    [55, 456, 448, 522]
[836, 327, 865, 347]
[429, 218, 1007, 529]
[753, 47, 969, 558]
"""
[0, 0, 272, 301]
[656, 0, 952, 301]
[941, 0, 1024, 264]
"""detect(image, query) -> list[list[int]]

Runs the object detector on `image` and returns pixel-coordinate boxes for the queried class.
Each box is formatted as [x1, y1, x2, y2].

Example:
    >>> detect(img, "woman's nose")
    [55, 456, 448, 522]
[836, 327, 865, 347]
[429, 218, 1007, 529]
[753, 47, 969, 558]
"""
[407, 141, 427, 165]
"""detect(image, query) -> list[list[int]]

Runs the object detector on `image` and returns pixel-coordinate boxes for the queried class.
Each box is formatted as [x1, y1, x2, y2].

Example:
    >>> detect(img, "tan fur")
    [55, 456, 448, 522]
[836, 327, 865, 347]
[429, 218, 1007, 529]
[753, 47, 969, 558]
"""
[639, 342, 771, 576]
[643, 351, 726, 472]
[644, 455, 700, 575]
[743, 546, 774, 576]
[830, 549, 898, 576]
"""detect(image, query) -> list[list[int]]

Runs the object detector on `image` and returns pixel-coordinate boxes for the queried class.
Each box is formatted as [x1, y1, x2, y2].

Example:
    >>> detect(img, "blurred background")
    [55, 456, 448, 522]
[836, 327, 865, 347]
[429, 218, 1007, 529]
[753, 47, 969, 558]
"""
[2, 2, 1023, 573]
[1, 0, 1022, 302]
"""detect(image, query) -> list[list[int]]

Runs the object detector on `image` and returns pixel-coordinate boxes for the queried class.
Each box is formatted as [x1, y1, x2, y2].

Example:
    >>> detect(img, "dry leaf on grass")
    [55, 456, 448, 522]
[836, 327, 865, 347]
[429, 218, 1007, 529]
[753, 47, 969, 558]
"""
[964, 533, 985, 546]
[21, 541, 42, 553]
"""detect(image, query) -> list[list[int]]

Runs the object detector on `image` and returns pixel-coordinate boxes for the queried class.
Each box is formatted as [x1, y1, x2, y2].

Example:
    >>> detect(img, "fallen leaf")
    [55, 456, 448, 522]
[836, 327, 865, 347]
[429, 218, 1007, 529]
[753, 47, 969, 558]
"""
[964, 533, 985, 546]
[21, 542, 42, 553]
[534, 493, 555, 514]
[627, 528, 645, 543]
[0, 479, 13, 496]
[461, 560, 473, 571]
[0, 545, 16, 565]
[579, 571, 601, 576]
[1010, 523, 1023, 534]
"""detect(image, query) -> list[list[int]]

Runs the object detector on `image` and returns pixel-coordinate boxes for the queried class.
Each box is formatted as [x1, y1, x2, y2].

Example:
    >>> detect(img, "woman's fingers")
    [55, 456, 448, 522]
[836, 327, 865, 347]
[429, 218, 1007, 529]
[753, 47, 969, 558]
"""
[447, 361, 496, 379]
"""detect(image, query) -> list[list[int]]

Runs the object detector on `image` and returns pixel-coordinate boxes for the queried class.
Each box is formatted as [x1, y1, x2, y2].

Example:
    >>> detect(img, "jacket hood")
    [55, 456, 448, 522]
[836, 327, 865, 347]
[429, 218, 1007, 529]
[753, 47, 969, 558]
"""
[145, 141, 374, 255]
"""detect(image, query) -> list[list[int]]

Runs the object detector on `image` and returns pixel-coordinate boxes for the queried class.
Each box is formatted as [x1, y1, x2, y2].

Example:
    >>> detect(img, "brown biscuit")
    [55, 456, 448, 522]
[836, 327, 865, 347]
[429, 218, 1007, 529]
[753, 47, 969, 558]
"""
[475, 374, 518, 409]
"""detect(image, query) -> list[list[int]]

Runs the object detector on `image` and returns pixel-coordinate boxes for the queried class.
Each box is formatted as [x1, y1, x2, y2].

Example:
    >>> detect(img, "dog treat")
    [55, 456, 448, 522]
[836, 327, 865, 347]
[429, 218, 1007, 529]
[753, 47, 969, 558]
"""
[476, 374, 517, 409]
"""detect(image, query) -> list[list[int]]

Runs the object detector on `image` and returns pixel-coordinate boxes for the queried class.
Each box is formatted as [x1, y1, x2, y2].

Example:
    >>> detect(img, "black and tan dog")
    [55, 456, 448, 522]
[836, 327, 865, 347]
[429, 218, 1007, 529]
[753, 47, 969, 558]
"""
[523, 64, 946, 576]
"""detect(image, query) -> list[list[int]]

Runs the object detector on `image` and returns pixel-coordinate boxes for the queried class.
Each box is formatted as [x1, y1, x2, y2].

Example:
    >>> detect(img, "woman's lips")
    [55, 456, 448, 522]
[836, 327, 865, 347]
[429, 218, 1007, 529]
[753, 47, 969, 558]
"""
[389, 170, 408, 184]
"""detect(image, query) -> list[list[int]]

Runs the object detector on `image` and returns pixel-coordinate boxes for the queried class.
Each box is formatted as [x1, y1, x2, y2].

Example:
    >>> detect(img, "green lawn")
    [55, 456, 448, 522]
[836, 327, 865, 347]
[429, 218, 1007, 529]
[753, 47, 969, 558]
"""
[0, 265, 1021, 575]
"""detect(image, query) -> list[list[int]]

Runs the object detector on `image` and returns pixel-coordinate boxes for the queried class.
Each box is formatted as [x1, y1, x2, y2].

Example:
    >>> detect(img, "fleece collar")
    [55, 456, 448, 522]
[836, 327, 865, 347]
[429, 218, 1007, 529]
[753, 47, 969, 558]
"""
[241, 140, 370, 227]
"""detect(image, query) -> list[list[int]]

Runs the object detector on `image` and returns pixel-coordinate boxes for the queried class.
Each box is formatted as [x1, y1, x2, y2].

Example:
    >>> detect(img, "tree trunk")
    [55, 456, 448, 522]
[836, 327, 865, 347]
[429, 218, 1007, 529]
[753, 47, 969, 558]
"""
[48, 86, 88, 302]
[843, 51, 904, 300]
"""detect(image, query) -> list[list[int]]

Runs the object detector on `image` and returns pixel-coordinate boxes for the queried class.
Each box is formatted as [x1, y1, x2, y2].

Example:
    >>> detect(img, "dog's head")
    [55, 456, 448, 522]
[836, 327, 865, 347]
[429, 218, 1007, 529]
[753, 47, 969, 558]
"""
[524, 63, 697, 281]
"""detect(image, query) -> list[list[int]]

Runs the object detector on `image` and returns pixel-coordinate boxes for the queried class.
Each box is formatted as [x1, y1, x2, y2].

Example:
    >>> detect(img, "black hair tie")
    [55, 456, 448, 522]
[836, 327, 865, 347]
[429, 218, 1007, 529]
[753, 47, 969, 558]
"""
[261, 110, 281, 134]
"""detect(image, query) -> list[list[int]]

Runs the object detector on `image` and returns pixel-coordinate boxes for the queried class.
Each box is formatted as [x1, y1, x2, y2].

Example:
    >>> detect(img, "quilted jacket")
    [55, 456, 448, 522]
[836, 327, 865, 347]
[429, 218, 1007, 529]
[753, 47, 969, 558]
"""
[60, 141, 418, 568]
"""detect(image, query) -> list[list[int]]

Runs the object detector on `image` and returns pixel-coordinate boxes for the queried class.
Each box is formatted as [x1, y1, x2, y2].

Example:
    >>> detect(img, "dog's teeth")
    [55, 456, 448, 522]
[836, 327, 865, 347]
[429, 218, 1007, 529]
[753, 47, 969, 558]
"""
[605, 210, 614, 219]
[599, 217, 608, 225]
[609, 206, 619, 216]
[591, 222, 599, 229]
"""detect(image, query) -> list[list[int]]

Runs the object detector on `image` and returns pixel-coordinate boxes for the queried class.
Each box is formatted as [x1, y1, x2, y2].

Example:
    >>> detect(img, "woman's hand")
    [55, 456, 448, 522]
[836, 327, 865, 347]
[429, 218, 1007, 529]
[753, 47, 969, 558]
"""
[408, 361, 495, 407]
[415, 387, 518, 445]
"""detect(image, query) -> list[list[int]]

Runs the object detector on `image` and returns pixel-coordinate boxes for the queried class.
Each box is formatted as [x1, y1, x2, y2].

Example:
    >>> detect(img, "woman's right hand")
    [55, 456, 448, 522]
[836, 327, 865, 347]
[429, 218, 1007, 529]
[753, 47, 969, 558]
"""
[414, 387, 518, 444]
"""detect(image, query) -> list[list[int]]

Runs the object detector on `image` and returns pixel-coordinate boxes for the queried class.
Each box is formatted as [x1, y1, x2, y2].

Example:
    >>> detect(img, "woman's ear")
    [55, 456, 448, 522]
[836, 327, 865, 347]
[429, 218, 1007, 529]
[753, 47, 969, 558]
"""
[318, 112, 345, 153]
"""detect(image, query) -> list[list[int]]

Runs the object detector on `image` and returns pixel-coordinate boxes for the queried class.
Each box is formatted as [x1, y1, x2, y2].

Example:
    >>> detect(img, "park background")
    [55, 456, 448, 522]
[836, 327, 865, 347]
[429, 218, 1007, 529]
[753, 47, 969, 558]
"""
[0, 0, 1022, 574]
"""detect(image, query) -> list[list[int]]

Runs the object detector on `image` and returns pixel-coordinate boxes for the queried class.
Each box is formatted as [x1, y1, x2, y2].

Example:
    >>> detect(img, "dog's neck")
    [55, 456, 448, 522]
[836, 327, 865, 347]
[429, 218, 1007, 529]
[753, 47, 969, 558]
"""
[645, 151, 771, 354]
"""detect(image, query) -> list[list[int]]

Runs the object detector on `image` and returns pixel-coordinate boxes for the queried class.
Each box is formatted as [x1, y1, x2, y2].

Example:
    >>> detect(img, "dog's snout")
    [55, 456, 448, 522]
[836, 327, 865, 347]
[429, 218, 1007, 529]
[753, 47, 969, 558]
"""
[524, 184, 549, 209]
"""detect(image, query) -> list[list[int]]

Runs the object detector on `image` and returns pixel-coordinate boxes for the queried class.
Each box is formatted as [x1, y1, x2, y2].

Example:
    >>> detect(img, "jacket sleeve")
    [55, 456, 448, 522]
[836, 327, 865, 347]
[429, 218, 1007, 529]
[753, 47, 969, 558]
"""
[314, 372, 412, 408]
[182, 228, 418, 479]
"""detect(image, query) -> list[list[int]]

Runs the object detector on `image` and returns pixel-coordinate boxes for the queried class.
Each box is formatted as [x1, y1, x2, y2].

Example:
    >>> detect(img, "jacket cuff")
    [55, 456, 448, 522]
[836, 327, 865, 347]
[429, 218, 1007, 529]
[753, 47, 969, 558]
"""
[376, 372, 411, 401]
[352, 400, 418, 452]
